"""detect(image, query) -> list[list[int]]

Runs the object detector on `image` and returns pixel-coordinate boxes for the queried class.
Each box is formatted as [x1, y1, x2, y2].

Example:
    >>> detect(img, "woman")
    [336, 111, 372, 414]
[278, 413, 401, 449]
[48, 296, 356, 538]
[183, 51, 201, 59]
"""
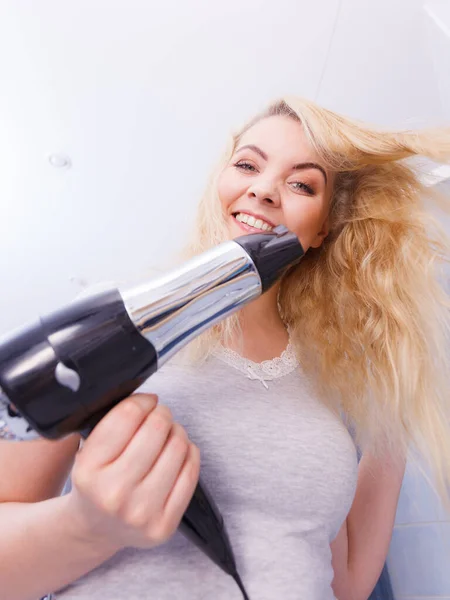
[1, 97, 449, 600]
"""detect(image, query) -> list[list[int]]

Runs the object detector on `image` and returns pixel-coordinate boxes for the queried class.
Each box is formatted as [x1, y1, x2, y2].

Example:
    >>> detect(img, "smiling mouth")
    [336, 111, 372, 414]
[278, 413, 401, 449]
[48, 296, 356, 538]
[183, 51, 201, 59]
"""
[232, 212, 274, 232]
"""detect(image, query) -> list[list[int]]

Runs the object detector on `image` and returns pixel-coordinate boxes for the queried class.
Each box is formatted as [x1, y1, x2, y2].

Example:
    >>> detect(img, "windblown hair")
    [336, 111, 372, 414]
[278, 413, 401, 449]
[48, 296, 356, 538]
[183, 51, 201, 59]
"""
[183, 96, 450, 509]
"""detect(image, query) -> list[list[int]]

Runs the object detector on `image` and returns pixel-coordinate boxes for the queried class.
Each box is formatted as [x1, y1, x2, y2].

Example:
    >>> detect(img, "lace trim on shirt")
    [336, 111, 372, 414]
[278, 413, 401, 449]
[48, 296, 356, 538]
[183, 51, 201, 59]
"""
[212, 341, 299, 389]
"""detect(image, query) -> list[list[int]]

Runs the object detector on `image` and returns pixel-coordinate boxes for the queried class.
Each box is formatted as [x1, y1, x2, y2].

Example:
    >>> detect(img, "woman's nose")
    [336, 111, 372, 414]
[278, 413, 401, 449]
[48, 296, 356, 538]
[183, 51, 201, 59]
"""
[246, 181, 280, 206]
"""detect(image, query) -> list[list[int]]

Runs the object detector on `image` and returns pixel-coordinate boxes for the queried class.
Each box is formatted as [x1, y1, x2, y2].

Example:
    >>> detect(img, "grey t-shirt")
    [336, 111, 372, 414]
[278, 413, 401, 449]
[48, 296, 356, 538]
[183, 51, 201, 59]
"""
[54, 350, 358, 600]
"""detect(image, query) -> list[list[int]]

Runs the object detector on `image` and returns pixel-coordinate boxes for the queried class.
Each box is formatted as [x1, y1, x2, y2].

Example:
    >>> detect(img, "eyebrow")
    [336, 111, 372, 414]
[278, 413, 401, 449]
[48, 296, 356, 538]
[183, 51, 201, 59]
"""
[235, 144, 328, 185]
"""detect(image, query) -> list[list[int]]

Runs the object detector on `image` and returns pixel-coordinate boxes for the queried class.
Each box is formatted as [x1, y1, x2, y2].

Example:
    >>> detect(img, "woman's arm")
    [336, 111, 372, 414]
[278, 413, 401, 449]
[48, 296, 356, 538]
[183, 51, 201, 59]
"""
[0, 436, 81, 502]
[331, 451, 406, 600]
[0, 496, 119, 600]
[0, 435, 112, 600]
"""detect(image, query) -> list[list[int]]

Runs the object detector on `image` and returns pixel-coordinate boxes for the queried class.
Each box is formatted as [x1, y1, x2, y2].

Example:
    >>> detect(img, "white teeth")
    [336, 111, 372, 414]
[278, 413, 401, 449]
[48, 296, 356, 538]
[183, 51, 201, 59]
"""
[234, 212, 273, 231]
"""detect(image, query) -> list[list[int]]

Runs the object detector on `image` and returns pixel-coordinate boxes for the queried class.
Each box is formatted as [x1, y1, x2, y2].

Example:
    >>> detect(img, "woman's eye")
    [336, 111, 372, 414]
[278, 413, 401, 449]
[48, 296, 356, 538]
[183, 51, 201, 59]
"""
[289, 181, 315, 195]
[234, 161, 257, 172]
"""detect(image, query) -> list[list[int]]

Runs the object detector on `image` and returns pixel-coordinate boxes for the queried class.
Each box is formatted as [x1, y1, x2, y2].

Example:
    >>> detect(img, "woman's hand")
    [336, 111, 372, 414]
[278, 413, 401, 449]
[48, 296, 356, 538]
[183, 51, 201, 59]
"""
[67, 393, 200, 552]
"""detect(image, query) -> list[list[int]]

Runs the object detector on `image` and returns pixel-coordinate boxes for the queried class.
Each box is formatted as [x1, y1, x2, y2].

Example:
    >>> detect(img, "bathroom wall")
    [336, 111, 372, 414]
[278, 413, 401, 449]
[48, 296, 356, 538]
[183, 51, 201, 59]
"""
[388, 460, 450, 599]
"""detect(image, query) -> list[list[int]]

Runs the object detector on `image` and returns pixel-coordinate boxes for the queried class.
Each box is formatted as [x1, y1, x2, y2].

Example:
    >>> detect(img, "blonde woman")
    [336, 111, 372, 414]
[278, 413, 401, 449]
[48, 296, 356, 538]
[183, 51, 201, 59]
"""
[1, 97, 449, 600]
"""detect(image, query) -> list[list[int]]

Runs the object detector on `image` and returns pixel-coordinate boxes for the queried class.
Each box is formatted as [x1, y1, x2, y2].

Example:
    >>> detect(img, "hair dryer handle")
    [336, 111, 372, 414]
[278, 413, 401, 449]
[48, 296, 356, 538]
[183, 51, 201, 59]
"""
[180, 478, 237, 576]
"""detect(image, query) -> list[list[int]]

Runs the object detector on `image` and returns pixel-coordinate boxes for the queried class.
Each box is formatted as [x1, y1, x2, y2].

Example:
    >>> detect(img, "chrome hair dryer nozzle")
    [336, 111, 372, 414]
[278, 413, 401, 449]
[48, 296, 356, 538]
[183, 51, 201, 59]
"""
[0, 225, 303, 598]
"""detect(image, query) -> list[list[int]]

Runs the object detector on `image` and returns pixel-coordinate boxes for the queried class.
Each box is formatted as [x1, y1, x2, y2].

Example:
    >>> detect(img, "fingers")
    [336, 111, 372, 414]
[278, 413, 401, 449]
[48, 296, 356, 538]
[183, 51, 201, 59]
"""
[78, 394, 158, 469]
[122, 433, 200, 540]
[134, 424, 191, 507]
[160, 443, 201, 530]
[70, 391, 201, 549]
[108, 405, 177, 486]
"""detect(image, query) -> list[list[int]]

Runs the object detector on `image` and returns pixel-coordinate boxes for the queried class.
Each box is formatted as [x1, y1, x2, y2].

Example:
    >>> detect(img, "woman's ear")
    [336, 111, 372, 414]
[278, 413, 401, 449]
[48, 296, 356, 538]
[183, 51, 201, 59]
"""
[310, 217, 330, 249]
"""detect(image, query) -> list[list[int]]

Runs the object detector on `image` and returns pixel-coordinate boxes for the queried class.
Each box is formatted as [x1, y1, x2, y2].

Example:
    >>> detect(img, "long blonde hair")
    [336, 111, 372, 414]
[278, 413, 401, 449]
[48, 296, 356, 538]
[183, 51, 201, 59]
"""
[184, 97, 450, 509]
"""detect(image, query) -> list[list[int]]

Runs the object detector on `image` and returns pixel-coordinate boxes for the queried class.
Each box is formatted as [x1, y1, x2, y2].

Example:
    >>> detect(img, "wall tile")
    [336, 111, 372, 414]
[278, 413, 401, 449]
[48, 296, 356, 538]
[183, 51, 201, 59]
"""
[387, 523, 450, 596]
[396, 461, 449, 525]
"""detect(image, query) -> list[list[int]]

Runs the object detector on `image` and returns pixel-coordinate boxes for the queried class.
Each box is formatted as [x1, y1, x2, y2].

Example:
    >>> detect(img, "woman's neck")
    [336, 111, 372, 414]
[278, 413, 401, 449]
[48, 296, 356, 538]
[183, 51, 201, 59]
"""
[224, 284, 289, 362]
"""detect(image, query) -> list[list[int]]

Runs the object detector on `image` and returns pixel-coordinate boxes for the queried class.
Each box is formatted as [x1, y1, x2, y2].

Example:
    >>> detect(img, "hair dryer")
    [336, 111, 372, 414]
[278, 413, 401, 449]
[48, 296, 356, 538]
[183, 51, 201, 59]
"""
[0, 225, 304, 599]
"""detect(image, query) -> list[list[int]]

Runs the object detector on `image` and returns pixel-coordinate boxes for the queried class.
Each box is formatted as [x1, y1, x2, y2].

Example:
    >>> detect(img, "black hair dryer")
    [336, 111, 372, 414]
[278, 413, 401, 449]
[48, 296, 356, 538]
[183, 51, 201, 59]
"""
[0, 225, 304, 599]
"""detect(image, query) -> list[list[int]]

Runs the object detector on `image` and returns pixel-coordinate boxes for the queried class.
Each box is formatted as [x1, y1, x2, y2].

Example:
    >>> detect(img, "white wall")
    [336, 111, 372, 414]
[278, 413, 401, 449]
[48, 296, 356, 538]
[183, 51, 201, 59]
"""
[425, 0, 450, 121]
[318, 0, 447, 126]
[0, 0, 447, 337]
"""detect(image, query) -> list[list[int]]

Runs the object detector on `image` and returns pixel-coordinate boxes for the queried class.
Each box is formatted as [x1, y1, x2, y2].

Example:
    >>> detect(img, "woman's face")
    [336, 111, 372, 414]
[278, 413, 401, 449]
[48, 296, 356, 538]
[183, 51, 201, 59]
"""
[218, 115, 333, 251]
